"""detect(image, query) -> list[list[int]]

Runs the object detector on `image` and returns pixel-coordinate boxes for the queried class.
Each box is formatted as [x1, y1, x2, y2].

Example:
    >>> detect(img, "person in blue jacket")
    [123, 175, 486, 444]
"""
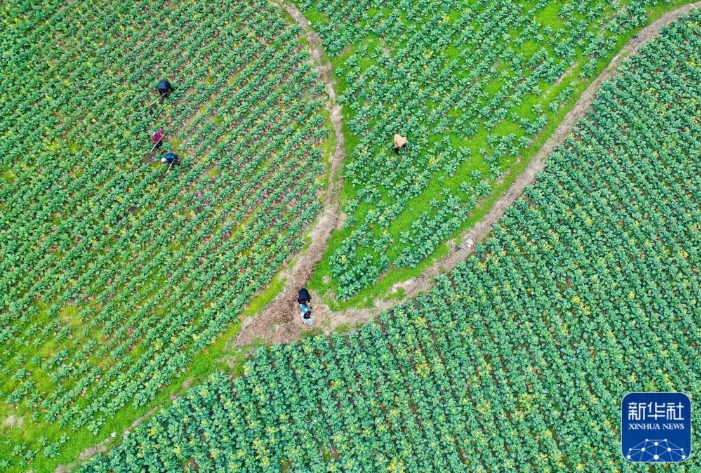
[156, 79, 175, 99]
[300, 303, 312, 326]
[161, 153, 179, 166]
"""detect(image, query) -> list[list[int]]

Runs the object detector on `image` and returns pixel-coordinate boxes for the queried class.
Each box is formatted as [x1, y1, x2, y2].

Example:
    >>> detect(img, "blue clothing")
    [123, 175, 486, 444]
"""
[163, 153, 178, 164]
[157, 80, 174, 96]
[300, 304, 313, 326]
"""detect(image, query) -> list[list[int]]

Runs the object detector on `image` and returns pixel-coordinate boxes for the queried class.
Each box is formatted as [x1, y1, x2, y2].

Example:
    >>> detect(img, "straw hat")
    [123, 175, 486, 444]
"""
[394, 134, 408, 148]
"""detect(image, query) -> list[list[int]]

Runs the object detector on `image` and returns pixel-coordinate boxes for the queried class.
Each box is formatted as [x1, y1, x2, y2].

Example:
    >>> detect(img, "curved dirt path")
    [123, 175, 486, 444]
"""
[54, 5, 344, 472]
[55, 3, 701, 472]
[235, 0, 346, 347]
[388, 0, 701, 301]
[235, 1, 701, 346]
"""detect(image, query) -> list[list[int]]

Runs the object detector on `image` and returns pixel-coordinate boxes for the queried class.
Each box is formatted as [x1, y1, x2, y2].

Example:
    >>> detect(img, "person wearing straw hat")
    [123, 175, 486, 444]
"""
[393, 134, 408, 154]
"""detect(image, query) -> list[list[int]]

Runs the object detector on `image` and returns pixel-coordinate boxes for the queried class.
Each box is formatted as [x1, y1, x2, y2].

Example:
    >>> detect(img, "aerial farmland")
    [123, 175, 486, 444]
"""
[1, 1, 699, 472]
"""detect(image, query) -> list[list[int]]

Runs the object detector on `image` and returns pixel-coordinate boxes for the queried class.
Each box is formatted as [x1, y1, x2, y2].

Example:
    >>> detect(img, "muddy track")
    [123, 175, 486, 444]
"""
[54, 3, 701, 471]
[235, 2, 701, 345]
[234, 0, 346, 346]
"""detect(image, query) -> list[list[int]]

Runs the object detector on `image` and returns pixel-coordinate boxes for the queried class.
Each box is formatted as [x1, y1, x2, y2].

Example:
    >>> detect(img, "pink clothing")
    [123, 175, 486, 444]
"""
[151, 129, 165, 144]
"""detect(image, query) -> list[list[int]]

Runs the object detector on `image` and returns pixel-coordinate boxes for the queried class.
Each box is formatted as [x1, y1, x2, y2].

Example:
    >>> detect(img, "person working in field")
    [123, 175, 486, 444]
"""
[156, 79, 175, 99]
[300, 303, 313, 326]
[150, 129, 166, 150]
[161, 153, 179, 166]
[297, 288, 311, 305]
[393, 134, 408, 154]
[297, 288, 313, 326]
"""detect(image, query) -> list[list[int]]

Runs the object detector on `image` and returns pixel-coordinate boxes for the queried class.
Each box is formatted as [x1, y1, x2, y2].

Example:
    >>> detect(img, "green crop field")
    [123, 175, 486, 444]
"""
[0, 1, 329, 470]
[2, 0, 700, 472]
[79, 10, 701, 473]
[298, 0, 691, 303]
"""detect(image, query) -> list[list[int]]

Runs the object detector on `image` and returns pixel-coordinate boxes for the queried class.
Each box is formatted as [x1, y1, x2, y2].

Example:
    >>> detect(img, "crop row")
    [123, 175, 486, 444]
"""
[297, 0, 681, 299]
[81, 11, 701, 473]
[0, 0, 328, 470]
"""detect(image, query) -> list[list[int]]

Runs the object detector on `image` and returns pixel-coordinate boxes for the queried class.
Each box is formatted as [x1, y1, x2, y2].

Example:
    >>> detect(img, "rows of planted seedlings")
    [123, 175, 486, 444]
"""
[81, 12, 701, 473]
[296, 0, 684, 299]
[0, 0, 328, 469]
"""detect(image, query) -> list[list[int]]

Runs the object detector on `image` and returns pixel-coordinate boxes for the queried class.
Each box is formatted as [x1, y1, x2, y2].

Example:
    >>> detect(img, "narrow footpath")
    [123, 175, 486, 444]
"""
[235, 1, 701, 346]
[234, 0, 347, 346]
[55, 2, 701, 471]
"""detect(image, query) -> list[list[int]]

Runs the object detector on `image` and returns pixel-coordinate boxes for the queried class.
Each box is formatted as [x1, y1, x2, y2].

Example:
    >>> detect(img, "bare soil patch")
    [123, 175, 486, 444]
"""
[52, 3, 701, 471]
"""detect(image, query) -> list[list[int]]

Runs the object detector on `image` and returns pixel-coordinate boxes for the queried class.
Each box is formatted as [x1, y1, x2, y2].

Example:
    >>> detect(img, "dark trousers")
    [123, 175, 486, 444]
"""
[394, 144, 407, 154]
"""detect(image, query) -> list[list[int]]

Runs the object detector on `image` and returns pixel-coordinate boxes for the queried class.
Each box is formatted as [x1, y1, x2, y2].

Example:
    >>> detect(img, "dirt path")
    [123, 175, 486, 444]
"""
[235, 0, 346, 346]
[389, 0, 701, 301]
[53, 3, 701, 472]
[236, 2, 701, 345]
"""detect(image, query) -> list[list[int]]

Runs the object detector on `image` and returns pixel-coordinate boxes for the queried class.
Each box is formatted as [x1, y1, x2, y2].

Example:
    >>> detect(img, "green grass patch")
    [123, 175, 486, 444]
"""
[535, 3, 564, 30]
[1, 168, 17, 183]
[5, 290, 256, 473]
